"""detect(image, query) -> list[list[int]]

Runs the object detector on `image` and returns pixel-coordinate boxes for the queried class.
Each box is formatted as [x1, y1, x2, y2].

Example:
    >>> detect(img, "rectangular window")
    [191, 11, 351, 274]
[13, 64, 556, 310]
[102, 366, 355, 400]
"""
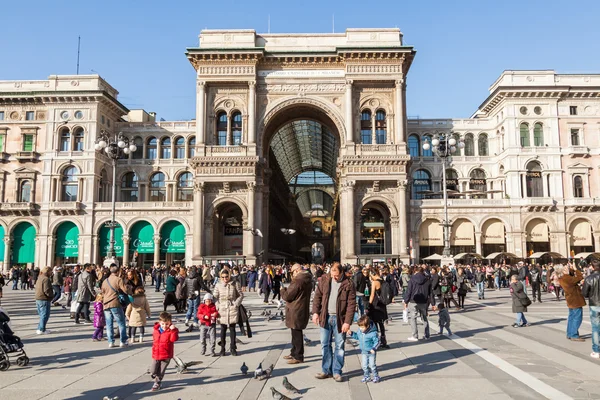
[25, 111, 34, 121]
[218, 131, 227, 146]
[0, 111, 4, 121]
[23, 134, 34, 151]
[569, 106, 578, 115]
[0, 136, 4, 153]
[232, 131, 242, 145]
[361, 130, 372, 144]
[101, 115, 105, 124]
[571, 129, 580, 146]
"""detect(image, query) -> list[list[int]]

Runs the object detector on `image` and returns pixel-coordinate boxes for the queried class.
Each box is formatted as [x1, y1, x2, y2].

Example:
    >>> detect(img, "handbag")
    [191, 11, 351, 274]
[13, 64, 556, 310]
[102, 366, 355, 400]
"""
[520, 297, 532, 307]
[106, 278, 130, 308]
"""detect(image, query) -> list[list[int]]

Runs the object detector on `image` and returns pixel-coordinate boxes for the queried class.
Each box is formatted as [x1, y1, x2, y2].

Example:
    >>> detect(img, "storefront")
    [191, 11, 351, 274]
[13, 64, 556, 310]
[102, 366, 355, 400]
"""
[419, 219, 443, 259]
[98, 224, 124, 266]
[11, 222, 36, 268]
[482, 219, 506, 256]
[160, 221, 186, 266]
[360, 208, 386, 255]
[526, 219, 550, 255]
[129, 221, 155, 268]
[450, 219, 476, 255]
[55, 222, 79, 266]
[569, 219, 594, 255]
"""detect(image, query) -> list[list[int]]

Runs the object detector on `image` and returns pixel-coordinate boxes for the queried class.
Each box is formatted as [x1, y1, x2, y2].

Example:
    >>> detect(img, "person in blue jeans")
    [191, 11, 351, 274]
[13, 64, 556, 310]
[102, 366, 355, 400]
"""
[582, 261, 600, 358]
[510, 275, 530, 327]
[312, 263, 356, 383]
[557, 265, 586, 342]
[101, 264, 133, 348]
[474, 266, 486, 300]
[350, 315, 380, 383]
[34, 266, 54, 334]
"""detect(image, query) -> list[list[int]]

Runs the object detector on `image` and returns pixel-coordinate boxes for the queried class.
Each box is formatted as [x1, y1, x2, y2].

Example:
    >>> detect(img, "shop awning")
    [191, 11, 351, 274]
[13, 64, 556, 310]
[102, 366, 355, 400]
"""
[454, 252, 482, 260]
[99, 224, 124, 257]
[574, 252, 600, 260]
[485, 252, 519, 260]
[423, 253, 443, 260]
[130, 221, 155, 254]
[55, 222, 79, 258]
[160, 221, 186, 253]
[529, 252, 565, 259]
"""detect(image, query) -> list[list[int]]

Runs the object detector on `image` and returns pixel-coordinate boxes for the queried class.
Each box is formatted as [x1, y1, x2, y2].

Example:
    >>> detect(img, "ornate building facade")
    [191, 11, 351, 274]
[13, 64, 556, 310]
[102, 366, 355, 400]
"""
[0, 29, 599, 270]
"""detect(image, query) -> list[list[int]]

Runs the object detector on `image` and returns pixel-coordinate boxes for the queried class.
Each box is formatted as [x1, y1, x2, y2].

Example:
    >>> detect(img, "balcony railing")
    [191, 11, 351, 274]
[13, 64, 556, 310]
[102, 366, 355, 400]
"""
[205, 145, 249, 156]
[0, 202, 36, 215]
[94, 201, 193, 210]
[49, 201, 82, 215]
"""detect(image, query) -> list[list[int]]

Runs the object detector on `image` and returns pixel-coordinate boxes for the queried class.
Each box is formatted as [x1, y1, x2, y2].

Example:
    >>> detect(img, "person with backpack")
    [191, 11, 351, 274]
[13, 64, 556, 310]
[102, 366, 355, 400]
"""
[403, 266, 434, 341]
[529, 263, 543, 303]
[367, 269, 391, 349]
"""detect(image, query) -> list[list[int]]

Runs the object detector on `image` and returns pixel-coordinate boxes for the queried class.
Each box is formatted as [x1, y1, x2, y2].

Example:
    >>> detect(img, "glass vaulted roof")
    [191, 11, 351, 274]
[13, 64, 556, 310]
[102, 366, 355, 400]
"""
[270, 120, 338, 183]
[294, 189, 334, 217]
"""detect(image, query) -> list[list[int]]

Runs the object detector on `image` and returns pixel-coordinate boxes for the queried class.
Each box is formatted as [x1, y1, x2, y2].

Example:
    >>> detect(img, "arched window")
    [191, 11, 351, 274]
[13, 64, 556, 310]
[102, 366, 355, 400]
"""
[470, 169, 487, 199]
[360, 207, 385, 254]
[188, 136, 196, 158]
[464, 133, 474, 156]
[412, 169, 431, 199]
[520, 123, 530, 147]
[73, 127, 84, 151]
[533, 123, 544, 146]
[526, 161, 543, 197]
[132, 137, 143, 159]
[160, 137, 171, 159]
[61, 166, 78, 202]
[177, 172, 193, 201]
[146, 137, 157, 159]
[422, 135, 433, 157]
[446, 169, 459, 192]
[375, 110, 386, 144]
[217, 112, 227, 146]
[121, 172, 138, 202]
[174, 137, 185, 159]
[232, 112, 242, 145]
[361, 110, 372, 144]
[20, 180, 31, 202]
[149, 172, 166, 201]
[408, 134, 420, 157]
[573, 175, 584, 198]
[478, 133, 488, 156]
[59, 128, 71, 152]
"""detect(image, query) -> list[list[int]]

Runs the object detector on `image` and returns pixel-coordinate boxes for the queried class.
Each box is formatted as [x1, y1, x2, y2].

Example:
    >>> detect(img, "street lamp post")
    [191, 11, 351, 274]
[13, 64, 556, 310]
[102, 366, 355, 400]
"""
[95, 130, 137, 267]
[423, 133, 464, 260]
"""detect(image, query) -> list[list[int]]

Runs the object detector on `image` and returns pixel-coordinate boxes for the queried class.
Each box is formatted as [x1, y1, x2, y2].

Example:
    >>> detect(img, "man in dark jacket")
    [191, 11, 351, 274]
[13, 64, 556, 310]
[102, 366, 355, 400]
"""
[517, 262, 530, 297]
[35, 266, 54, 334]
[281, 263, 312, 364]
[353, 266, 368, 317]
[529, 264, 543, 303]
[403, 266, 434, 341]
[312, 263, 356, 382]
[182, 266, 211, 327]
[582, 260, 600, 358]
[474, 266, 486, 300]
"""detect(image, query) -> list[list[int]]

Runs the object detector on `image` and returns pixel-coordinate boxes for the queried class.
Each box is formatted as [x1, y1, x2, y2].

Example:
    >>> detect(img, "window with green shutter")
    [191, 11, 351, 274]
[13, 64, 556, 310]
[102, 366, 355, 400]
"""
[23, 134, 34, 151]
[0, 135, 4, 153]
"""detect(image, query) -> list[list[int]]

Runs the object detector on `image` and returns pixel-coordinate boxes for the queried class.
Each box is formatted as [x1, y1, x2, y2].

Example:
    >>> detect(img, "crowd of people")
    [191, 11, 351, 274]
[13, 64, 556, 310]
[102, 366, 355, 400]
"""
[0, 256, 599, 390]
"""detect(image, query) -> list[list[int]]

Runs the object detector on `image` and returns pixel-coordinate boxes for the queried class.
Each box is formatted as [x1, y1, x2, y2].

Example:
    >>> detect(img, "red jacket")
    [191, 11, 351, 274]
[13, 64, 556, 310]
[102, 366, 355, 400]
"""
[151, 322, 179, 360]
[197, 303, 219, 327]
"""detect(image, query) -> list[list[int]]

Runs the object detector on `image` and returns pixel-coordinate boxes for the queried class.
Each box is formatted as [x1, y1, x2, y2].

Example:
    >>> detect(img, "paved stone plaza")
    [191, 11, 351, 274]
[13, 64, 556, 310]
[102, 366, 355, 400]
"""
[1, 286, 599, 400]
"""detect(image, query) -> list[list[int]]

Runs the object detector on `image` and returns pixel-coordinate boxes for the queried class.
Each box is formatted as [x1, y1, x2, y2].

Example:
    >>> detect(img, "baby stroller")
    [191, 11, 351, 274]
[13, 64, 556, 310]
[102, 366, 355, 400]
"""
[0, 309, 29, 370]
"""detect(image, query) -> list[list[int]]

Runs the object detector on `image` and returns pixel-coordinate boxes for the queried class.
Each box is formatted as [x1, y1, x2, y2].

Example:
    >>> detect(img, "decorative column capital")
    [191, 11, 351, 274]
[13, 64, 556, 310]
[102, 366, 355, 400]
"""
[197, 81, 206, 92]
[246, 181, 256, 192]
[3, 237, 11, 245]
[341, 180, 356, 192]
[194, 182, 205, 193]
[249, 80, 256, 88]
[345, 79, 354, 86]
[395, 77, 405, 86]
[397, 180, 408, 190]
[122, 234, 130, 244]
[153, 234, 161, 244]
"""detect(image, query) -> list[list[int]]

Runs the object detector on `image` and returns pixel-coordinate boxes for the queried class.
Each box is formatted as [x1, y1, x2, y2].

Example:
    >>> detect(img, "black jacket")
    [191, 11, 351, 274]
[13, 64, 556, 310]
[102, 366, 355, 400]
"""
[353, 272, 367, 294]
[529, 267, 542, 284]
[582, 271, 600, 307]
[403, 272, 434, 306]
[474, 271, 486, 283]
[518, 266, 530, 281]
[182, 269, 211, 299]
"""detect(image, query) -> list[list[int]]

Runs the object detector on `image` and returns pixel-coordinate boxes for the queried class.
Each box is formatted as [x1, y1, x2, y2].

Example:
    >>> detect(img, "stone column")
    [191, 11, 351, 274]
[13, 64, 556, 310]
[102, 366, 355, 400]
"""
[3, 237, 11, 272]
[122, 234, 130, 267]
[390, 216, 400, 256]
[542, 173, 549, 197]
[255, 185, 264, 261]
[345, 80, 354, 143]
[244, 182, 256, 258]
[475, 232, 483, 256]
[521, 173, 527, 198]
[397, 180, 409, 256]
[226, 112, 232, 146]
[371, 112, 377, 144]
[153, 234, 161, 266]
[248, 81, 256, 144]
[340, 180, 356, 263]
[395, 77, 405, 144]
[196, 81, 206, 145]
[193, 182, 205, 259]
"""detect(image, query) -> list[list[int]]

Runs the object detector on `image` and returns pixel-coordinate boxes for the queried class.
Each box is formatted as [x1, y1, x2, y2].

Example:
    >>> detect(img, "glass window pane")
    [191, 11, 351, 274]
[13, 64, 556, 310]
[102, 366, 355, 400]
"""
[520, 124, 530, 147]
[408, 135, 420, 157]
[21, 181, 31, 202]
[23, 135, 34, 151]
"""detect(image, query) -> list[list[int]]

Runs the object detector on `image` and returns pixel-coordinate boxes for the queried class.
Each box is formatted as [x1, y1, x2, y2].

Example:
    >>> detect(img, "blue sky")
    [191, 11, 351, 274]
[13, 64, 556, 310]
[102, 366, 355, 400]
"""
[2, 0, 599, 120]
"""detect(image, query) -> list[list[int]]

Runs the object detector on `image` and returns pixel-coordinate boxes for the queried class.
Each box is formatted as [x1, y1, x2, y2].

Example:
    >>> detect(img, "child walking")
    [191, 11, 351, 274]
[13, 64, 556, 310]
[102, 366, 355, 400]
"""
[150, 312, 179, 391]
[197, 293, 219, 356]
[92, 293, 105, 341]
[126, 287, 152, 343]
[350, 315, 380, 383]
[438, 302, 452, 335]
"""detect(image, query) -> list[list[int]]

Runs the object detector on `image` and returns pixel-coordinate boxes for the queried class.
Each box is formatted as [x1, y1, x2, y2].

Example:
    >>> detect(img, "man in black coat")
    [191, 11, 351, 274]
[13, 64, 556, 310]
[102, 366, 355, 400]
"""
[403, 267, 434, 341]
[281, 264, 312, 364]
[182, 266, 212, 327]
[529, 264, 543, 303]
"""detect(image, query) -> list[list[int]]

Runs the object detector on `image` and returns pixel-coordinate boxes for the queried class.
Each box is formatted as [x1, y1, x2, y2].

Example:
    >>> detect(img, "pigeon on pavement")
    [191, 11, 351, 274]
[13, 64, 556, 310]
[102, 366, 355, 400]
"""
[270, 387, 292, 400]
[258, 364, 274, 380]
[282, 377, 300, 394]
[254, 362, 263, 379]
[240, 362, 248, 376]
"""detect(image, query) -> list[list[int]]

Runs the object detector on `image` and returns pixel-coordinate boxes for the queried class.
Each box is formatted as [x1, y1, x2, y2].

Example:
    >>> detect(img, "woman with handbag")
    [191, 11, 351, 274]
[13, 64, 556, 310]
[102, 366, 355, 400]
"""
[441, 268, 461, 310]
[456, 267, 469, 309]
[510, 275, 531, 328]
[213, 268, 243, 356]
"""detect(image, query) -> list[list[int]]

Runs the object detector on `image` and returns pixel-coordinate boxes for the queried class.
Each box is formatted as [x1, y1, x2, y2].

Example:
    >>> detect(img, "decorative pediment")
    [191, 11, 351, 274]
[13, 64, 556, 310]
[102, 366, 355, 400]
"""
[567, 162, 592, 170]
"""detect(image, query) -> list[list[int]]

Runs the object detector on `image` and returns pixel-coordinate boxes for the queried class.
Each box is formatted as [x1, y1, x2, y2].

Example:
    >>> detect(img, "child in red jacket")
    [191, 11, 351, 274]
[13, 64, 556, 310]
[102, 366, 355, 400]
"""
[197, 293, 219, 356]
[150, 312, 179, 391]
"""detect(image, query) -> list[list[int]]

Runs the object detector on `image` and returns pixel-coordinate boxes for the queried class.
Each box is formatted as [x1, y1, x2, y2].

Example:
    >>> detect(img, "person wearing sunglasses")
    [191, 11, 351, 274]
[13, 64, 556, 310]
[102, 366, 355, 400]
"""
[213, 269, 244, 356]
